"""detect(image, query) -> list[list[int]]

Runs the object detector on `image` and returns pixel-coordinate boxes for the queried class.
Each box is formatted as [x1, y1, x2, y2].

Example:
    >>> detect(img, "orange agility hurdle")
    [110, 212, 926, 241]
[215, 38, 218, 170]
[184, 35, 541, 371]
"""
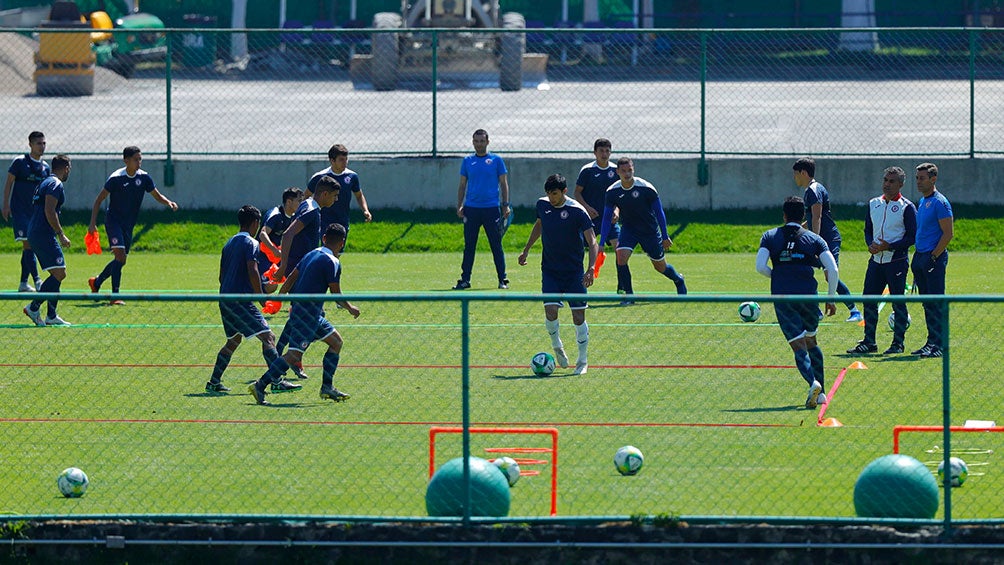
[429, 426, 558, 516]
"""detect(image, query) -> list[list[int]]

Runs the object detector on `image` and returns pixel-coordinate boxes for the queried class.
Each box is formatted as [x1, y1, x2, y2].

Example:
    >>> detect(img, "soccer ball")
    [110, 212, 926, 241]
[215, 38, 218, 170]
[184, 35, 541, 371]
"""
[937, 457, 968, 487]
[57, 467, 88, 498]
[530, 352, 556, 376]
[738, 301, 761, 323]
[492, 456, 521, 487]
[614, 445, 644, 476]
[888, 312, 912, 331]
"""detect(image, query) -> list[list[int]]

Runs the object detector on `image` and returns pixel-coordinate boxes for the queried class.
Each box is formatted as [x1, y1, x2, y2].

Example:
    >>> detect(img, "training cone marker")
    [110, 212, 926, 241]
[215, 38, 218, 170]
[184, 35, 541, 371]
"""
[848, 361, 868, 370]
[819, 418, 843, 428]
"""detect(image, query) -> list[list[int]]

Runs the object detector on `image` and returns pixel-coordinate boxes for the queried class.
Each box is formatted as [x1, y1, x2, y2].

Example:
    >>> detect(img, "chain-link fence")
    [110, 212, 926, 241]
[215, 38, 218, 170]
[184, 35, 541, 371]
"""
[0, 292, 1000, 525]
[3, 27, 1004, 158]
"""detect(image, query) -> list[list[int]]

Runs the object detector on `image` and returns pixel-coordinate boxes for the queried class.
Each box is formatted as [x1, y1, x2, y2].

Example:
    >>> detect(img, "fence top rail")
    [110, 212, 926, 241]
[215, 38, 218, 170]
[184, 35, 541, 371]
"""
[9, 26, 1004, 34]
[1, 292, 1002, 304]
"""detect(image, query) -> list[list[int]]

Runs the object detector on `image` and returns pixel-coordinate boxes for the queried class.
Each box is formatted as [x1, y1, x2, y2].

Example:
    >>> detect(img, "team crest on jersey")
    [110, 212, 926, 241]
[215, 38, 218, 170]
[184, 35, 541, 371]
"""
[56, 257, 64, 265]
[608, 170, 616, 178]
[891, 205, 899, 212]
[632, 190, 640, 198]
[560, 210, 569, 219]
[135, 179, 142, 186]
[484, 158, 493, 165]
[111, 237, 119, 244]
[925, 201, 932, 208]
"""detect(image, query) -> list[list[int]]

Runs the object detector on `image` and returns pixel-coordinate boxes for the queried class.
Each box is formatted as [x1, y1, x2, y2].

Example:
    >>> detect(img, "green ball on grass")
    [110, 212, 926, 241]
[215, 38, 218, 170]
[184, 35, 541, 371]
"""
[426, 456, 510, 517]
[854, 454, 939, 518]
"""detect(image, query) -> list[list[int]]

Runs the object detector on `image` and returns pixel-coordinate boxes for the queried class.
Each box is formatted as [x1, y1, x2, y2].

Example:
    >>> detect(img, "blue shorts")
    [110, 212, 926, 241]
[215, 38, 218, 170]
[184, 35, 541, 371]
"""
[105, 221, 134, 253]
[220, 301, 270, 339]
[281, 306, 336, 353]
[774, 302, 820, 342]
[27, 232, 64, 271]
[542, 270, 587, 309]
[617, 227, 664, 262]
[591, 216, 619, 246]
[11, 210, 30, 241]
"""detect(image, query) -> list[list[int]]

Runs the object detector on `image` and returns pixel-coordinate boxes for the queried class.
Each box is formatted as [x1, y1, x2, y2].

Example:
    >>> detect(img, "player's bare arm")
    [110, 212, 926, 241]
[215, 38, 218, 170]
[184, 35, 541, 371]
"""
[45, 194, 70, 248]
[151, 189, 178, 211]
[355, 191, 372, 222]
[573, 185, 597, 218]
[2, 173, 14, 221]
[518, 220, 543, 266]
[87, 188, 110, 233]
[456, 176, 468, 218]
[499, 174, 511, 219]
[328, 281, 360, 318]
[278, 220, 305, 276]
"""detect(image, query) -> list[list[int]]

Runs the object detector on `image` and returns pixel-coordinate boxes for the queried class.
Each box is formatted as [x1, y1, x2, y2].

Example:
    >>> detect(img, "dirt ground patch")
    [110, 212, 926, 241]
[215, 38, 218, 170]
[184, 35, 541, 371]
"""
[0, 32, 128, 96]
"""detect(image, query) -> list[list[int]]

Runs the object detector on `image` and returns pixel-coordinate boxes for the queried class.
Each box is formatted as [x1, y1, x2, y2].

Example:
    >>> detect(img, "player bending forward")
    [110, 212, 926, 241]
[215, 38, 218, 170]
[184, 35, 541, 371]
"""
[249, 223, 359, 406]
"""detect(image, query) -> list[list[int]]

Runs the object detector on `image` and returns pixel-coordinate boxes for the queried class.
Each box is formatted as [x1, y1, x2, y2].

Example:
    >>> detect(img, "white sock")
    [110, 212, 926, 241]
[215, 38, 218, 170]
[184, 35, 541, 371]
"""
[546, 318, 563, 349]
[575, 321, 589, 363]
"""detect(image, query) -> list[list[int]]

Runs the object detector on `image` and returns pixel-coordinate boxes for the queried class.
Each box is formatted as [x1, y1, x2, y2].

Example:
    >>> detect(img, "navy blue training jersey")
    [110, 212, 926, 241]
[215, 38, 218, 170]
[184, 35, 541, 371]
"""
[803, 180, 840, 245]
[28, 175, 65, 237]
[604, 177, 662, 239]
[307, 167, 360, 228]
[7, 155, 49, 214]
[292, 246, 342, 319]
[286, 198, 322, 272]
[220, 232, 258, 294]
[575, 160, 618, 213]
[257, 205, 294, 263]
[536, 196, 594, 274]
[104, 167, 156, 227]
[759, 223, 829, 295]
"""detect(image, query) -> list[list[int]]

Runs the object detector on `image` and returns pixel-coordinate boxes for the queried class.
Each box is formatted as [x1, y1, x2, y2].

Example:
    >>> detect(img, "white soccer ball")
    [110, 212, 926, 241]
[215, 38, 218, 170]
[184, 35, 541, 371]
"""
[937, 457, 968, 487]
[738, 301, 761, 323]
[614, 445, 644, 476]
[530, 352, 556, 376]
[57, 467, 88, 498]
[492, 456, 521, 487]
[888, 312, 912, 331]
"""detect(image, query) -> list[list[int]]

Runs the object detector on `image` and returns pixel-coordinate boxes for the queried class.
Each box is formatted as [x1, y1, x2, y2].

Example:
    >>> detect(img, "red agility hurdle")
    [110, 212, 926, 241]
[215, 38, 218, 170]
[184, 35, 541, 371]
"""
[429, 426, 558, 516]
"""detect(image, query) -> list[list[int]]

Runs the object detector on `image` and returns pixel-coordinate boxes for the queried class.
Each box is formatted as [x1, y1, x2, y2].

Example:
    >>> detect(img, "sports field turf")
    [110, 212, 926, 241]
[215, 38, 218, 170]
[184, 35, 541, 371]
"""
[0, 249, 1001, 519]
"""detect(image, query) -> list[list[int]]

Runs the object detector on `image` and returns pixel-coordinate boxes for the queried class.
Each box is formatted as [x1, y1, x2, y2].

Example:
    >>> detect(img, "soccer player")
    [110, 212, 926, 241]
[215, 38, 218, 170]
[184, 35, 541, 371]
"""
[792, 157, 862, 322]
[206, 205, 299, 394]
[23, 155, 72, 327]
[910, 162, 954, 358]
[3, 131, 49, 292]
[304, 144, 372, 245]
[249, 223, 360, 406]
[87, 146, 178, 304]
[277, 176, 339, 281]
[598, 157, 686, 304]
[847, 167, 917, 356]
[574, 138, 622, 289]
[518, 173, 598, 375]
[756, 196, 839, 409]
[256, 186, 304, 285]
[453, 128, 511, 290]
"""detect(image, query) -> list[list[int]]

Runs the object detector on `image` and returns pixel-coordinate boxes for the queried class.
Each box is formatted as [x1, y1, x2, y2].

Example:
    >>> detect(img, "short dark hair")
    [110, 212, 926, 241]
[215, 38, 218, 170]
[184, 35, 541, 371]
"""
[793, 157, 815, 177]
[783, 196, 805, 223]
[29, 131, 45, 143]
[51, 154, 70, 170]
[884, 166, 906, 183]
[123, 146, 141, 159]
[282, 187, 304, 203]
[323, 223, 347, 244]
[593, 138, 611, 151]
[544, 173, 566, 192]
[916, 162, 938, 178]
[238, 205, 261, 230]
[616, 157, 632, 168]
[327, 144, 349, 161]
[314, 175, 341, 194]
[473, 128, 489, 139]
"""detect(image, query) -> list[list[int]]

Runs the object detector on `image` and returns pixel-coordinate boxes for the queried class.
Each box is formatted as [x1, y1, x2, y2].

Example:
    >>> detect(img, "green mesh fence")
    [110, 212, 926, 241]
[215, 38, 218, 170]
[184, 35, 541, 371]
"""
[3, 27, 1004, 157]
[0, 292, 1001, 525]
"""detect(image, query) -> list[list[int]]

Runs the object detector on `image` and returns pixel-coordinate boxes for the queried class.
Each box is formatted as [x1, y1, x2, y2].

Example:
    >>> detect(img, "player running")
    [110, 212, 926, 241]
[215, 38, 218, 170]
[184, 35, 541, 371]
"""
[23, 155, 72, 327]
[518, 173, 598, 375]
[249, 223, 360, 406]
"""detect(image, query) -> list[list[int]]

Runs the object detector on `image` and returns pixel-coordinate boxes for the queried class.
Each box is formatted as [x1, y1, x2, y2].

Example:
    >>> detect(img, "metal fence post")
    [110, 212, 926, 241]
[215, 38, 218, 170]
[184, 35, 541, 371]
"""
[969, 29, 976, 159]
[461, 298, 471, 526]
[432, 30, 439, 158]
[697, 31, 709, 186]
[942, 299, 952, 535]
[165, 29, 175, 186]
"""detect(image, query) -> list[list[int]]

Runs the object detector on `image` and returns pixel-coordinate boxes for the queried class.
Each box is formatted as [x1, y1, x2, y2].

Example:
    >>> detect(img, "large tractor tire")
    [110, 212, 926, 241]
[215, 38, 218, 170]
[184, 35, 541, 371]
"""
[371, 12, 402, 91]
[499, 12, 525, 92]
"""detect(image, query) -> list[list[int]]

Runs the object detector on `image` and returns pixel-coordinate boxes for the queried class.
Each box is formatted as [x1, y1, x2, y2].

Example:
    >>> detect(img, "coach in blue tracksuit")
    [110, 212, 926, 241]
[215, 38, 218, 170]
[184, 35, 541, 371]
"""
[847, 167, 917, 356]
[453, 128, 510, 290]
[910, 162, 954, 359]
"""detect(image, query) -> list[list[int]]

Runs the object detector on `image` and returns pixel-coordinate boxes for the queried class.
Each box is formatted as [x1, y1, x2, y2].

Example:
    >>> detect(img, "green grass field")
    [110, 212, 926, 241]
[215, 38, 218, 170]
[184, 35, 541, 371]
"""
[1, 216, 1002, 520]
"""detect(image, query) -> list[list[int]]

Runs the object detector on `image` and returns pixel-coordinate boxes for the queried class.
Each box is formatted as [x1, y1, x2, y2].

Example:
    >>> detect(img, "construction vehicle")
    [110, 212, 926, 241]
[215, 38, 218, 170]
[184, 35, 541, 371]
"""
[34, 1, 95, 96]
[88, 8, 167, 78]
[351, 0, 546, 91]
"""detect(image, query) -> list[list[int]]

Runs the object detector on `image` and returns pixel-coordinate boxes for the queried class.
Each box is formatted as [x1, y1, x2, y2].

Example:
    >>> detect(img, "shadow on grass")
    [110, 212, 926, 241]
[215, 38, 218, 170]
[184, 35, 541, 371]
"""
[492, 372, 576, 380]
[722, 405, 805, 413]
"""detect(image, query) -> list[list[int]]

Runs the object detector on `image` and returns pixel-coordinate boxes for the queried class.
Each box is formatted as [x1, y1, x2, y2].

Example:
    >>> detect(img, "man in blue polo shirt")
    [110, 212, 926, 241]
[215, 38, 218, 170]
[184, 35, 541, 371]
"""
[88, 146, 178, 304]
[3, 131, 49, 292]
[23, 155, 72, 327]
[250, 223, 360, 406]
[910, 162, 954, 358]
[454, 129, 511, 290]
[757, 196, 839, 409]
[518, 173, 598, 375]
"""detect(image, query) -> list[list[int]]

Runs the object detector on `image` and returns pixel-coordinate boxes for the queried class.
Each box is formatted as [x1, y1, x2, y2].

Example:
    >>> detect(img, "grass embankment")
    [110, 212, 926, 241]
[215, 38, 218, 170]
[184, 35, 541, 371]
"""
[2, 205, 1001, 255]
